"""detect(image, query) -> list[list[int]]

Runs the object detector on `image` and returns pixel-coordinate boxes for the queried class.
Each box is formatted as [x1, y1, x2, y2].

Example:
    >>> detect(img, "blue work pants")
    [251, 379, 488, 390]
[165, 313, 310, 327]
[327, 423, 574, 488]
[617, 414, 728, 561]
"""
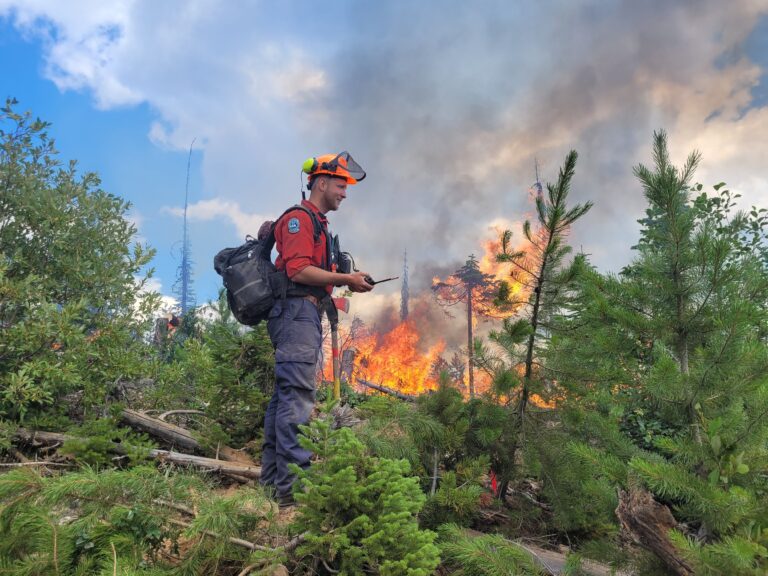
[260, 297, 322, 499]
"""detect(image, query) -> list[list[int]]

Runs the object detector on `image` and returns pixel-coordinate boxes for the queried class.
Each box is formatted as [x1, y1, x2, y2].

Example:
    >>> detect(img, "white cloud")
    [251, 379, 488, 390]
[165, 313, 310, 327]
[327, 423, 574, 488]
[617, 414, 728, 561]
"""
[134, 275, 178, 321]
[163, 198, 271, 239]
[1, 0, 138, 107]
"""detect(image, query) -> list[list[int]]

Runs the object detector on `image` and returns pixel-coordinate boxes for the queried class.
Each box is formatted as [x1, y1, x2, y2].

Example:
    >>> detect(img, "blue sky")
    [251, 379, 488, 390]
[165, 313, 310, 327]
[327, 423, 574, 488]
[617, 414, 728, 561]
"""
[0, 15, 204, 307]
[1, 1, 767, 332]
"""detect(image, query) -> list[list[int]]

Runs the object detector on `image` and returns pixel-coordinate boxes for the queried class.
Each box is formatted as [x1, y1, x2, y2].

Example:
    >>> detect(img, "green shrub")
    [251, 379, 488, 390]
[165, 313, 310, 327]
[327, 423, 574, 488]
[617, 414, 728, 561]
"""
[291, 405, 441, 575]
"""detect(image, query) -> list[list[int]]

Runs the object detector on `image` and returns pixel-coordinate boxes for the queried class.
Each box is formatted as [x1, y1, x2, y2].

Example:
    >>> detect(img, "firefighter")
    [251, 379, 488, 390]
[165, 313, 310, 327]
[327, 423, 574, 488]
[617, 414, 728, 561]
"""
[261, 152, 372, 507]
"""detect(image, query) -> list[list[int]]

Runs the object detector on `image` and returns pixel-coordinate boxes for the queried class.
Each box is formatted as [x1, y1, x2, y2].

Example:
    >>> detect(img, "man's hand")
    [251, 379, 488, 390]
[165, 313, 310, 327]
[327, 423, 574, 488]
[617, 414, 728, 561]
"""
[346, 271, 373, 292]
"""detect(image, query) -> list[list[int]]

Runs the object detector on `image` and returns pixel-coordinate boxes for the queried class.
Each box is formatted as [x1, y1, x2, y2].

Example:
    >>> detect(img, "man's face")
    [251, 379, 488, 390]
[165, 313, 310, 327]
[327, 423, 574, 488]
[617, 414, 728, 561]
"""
[319, 176, 348, 211]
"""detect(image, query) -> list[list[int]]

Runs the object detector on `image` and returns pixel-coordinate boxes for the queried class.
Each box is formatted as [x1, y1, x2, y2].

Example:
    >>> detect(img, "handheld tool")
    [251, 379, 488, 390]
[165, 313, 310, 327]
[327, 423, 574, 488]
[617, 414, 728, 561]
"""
[364, 276, 399, 286]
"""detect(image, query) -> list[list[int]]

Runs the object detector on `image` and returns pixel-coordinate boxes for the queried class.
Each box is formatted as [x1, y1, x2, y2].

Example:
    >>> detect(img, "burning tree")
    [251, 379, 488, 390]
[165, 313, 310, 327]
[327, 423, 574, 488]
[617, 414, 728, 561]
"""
[432, 255, 501, 398]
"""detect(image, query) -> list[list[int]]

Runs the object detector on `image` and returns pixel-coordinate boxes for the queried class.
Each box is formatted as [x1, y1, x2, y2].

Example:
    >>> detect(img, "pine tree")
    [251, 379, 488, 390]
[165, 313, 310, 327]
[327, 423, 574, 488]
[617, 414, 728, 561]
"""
[357, 380, 506, 530]
[495, 150, 592, 422]
[546, 132, 768, 573]
[470, 152, 591, 500]
[437, 523, 545, 575]
[151, 290, 275, 448]
[0, 465, 275, 575]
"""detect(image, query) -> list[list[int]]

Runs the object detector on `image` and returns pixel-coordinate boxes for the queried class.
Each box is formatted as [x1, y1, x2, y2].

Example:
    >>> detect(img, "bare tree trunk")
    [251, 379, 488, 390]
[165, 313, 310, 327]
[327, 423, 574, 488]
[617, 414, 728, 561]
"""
[467, 286, 475, 398]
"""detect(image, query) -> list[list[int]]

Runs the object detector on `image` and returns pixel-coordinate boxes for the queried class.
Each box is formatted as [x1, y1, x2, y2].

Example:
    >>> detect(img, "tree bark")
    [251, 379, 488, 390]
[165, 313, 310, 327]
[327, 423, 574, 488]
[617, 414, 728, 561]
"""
[616, 487, 695, 576]
[120, 408, 256, 466]
[149, 450, 261, 479]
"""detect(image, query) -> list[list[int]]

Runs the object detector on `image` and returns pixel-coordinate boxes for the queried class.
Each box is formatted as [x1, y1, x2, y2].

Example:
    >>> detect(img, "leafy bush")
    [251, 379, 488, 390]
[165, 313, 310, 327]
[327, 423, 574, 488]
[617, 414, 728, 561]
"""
[0, 100, 157, 425]
[148, 293, 275, 449]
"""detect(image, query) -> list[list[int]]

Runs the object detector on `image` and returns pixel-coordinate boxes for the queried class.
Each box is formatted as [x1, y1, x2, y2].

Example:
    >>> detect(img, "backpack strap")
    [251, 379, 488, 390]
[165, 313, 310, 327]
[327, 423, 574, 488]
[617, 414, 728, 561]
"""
[264, 204, 332, 302]
[277, 205, 323, 240]
[268, 204, 329, 270]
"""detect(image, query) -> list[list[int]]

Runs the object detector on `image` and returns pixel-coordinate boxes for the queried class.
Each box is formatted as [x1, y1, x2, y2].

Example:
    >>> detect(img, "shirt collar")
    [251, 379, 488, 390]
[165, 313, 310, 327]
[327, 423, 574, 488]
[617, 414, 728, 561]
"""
[301, 199, 328, 224]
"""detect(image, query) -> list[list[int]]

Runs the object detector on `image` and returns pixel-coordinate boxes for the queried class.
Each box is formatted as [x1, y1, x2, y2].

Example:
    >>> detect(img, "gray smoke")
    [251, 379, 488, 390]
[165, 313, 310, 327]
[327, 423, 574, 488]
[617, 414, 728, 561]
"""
[311, 0, 767, 288]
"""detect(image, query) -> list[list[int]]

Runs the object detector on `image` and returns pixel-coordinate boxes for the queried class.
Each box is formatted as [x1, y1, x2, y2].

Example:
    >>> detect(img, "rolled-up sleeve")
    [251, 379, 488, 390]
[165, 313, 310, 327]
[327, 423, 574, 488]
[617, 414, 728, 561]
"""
[275, 211, 315, 279]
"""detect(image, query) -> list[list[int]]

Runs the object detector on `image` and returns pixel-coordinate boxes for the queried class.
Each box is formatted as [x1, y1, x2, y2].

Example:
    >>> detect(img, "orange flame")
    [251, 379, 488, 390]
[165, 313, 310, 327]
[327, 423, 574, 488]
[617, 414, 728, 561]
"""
[357, 321, 446, 395]
[477, 229, 509, 282]
[325, 319, 445, 396]
[324, 316, 556, 408]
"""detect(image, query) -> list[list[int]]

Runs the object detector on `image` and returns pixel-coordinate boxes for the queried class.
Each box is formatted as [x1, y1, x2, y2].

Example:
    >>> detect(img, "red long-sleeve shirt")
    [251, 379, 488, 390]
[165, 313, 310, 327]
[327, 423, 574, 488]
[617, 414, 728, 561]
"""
[274, 200, 332, 294]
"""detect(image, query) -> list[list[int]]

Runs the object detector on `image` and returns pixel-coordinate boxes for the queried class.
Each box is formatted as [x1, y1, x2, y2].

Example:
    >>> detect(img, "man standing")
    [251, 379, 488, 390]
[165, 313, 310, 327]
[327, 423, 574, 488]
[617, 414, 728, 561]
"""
[261, 152, 373, 507]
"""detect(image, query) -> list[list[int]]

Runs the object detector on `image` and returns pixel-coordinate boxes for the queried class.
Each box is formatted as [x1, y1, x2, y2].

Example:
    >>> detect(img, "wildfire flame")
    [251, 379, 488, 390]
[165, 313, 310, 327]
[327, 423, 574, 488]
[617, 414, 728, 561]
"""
[477, 229, 510, 282]
[321, 227, 557, 406]
[325, 319, 446, 396]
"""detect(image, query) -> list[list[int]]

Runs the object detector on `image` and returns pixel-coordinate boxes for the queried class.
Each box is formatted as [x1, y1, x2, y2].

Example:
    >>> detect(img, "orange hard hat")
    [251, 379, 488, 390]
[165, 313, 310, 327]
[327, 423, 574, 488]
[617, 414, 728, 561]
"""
[302, 151, 366, 188]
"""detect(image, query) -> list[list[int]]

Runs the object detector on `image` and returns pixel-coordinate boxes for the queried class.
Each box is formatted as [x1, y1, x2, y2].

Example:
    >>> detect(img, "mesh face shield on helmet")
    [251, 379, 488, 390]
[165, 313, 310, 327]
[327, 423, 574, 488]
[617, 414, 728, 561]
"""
[303, 151, 366, 189]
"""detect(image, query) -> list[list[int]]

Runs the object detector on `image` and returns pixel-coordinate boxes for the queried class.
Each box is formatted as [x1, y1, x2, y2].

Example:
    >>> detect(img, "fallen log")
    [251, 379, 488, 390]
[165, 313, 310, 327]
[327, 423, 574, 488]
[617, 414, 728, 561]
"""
[616, 487, 695, 576]
[10, 447, 30, 463]
[518, 542, 631, 576]
[463, 529, 628, 576]
[120, 409, 256, 466]
[13, 429, 260, 482]
[150, 450, 261, 480]
[357, 378, 415, 401]
[120, 409, 201, 453]
[14, 429, 68, 446]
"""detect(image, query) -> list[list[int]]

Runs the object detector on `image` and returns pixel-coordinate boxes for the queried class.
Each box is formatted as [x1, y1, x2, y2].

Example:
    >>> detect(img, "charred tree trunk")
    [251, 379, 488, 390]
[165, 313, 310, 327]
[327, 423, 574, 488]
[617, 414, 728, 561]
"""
[357, 378, 415, 401]
[467, 286, 475, 398]
[616, 488, 694, 576]
[520, 258, 546, 423]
